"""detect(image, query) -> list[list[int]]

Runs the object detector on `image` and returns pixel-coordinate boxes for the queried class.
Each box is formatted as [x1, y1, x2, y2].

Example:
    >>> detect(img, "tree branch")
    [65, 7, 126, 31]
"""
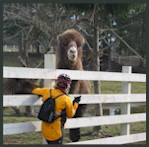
[110, 29, 143, 59]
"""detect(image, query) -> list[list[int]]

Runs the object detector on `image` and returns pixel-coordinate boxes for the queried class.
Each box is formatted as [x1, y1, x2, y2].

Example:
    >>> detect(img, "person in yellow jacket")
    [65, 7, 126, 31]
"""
[32, 73, 81, 144]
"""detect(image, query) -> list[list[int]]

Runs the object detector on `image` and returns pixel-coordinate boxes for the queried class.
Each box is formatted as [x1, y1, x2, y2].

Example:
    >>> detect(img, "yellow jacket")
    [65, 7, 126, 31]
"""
[32, 87, 78, 141]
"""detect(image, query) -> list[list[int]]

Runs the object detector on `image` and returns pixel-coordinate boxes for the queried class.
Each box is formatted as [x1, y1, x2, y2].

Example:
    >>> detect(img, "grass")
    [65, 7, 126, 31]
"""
[4, 132, 42, 144]
[3, 52, 44, 67]
[3, 52, 146, 144]
[100, 81, 146, 94]
[101, 81, 122, 94]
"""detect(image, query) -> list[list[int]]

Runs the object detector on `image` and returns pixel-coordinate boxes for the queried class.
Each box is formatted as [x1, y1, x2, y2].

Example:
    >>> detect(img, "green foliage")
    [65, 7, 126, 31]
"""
[63, 3, 94, 12]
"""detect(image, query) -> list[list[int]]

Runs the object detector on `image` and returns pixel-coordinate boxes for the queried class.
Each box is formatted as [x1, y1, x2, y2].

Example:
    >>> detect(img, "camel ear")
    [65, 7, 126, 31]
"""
[57, 34, 62, 42]
[82, 38, 85, 44]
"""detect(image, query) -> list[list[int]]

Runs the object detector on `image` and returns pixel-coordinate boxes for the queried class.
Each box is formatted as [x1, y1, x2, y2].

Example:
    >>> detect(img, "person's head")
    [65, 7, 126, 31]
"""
[56, 73, 71, 94]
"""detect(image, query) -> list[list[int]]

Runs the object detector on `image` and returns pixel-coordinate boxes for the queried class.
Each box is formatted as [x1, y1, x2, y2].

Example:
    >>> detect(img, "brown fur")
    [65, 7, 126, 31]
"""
[4, 79, 37, 94]
[3, 78, 38, 116]
[56, 29, 90, 142]
[56, 29, 84, 70]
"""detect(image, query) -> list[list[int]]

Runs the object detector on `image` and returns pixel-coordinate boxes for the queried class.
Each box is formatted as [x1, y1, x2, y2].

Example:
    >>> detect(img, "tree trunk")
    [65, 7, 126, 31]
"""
[18, 34, 35, 116]
[92, 6, 103, 134]
[35, 42, 40, 54]
[18, 32, 24, 57]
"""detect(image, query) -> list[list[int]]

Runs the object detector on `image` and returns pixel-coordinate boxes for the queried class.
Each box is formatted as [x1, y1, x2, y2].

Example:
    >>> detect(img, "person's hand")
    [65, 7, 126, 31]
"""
[73, 96, 81, 104]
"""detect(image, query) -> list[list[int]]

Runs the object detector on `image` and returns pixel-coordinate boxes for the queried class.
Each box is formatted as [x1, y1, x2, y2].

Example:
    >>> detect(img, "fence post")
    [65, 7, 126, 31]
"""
[42, 53, 56, 144]
[44, 53, 56, 87]
[120, 66, 132, 135]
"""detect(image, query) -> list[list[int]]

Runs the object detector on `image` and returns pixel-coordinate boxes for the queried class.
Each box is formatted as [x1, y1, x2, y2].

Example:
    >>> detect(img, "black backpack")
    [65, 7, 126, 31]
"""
[38, 89, 64, 123]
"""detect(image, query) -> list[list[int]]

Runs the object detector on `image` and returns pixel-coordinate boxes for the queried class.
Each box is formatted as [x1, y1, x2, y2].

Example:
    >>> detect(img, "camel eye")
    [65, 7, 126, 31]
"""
[76, 41, 82, 47]
[77, 43, 81, 47]
[61, 42, 67, 47]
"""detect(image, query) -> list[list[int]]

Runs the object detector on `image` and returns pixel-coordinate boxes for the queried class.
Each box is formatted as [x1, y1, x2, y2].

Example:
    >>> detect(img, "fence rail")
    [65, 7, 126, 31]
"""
[3, 65, 146, 144]
[3, 94, 146, 106]
[4, 113, 146, 135]
[68, 133, 146, 144]
[3, 66, 146, 82]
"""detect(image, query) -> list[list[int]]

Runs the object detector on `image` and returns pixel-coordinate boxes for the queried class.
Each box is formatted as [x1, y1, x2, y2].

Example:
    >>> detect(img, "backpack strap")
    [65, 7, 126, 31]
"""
[50, 89, 65, 121]
[50, 89, 65, 99]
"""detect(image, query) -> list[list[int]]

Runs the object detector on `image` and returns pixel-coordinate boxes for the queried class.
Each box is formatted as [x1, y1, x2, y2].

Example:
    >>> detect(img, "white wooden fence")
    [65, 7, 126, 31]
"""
[3, 64, 146, 144]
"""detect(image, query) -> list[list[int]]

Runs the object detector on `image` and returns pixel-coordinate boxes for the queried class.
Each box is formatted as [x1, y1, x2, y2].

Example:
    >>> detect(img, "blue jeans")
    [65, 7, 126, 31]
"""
[46, 137, 63, 144]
